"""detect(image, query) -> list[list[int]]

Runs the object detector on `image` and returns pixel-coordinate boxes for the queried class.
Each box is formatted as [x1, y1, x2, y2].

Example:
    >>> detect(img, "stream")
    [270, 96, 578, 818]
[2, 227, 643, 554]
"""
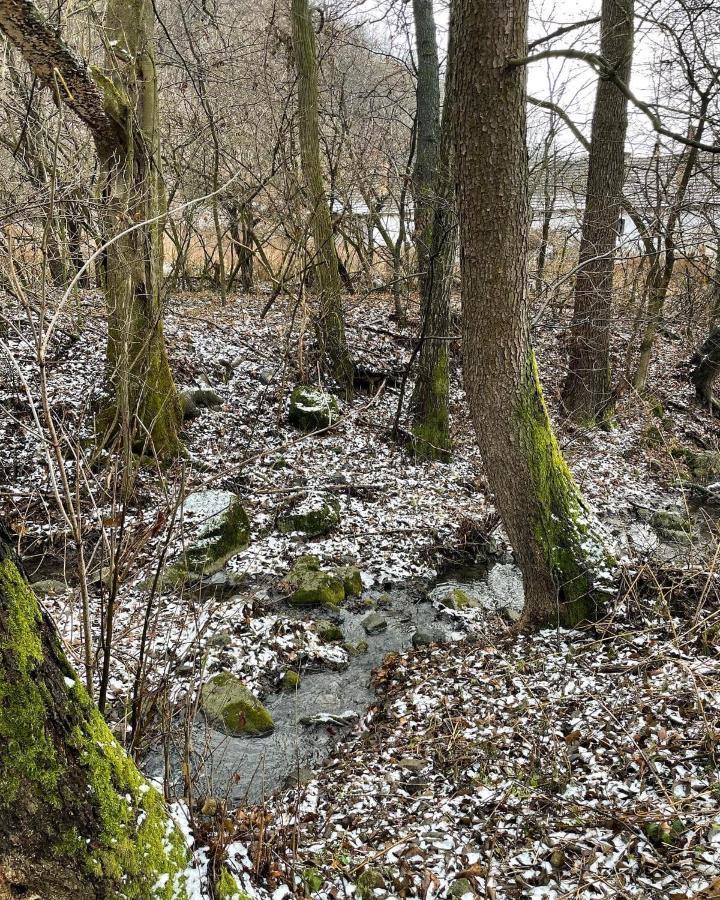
[147, 562, 525, 805]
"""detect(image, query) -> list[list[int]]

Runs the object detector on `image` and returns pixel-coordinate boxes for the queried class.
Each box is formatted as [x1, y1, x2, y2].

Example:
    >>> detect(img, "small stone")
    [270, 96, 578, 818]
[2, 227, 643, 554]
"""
[448, 877, 474, 898]
[356, 867, 385, 899]
[550, 849, 566, 868]
[362, 612, 387, 635]
[316, 619, 345, 642]
[258, 368, 274, 385]
[412, 629, 433, 648]
[281, 670, 301, 690]
[201, 797, 220, 816]
[398, 757, 426, 772]
[333, 564, 363, 597]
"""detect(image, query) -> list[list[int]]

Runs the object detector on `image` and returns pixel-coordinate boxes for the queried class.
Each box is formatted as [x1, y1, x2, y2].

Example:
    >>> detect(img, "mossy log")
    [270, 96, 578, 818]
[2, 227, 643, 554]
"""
[0, 524, 190, 898]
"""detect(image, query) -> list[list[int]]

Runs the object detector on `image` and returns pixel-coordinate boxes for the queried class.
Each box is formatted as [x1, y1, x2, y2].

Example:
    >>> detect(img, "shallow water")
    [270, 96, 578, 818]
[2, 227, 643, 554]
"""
[146, 562, 524, 804]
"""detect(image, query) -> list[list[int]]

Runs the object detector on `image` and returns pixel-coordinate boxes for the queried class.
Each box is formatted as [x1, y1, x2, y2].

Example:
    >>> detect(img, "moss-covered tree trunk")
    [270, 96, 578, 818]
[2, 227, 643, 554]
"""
[453, 0, 612, 629]
[290, 0, 354, 389]
[100, 0, 182, 456]
[410, 34, 455, 461]
[0, 523, 190, 897]
[0, 0, 182, 458]
[411, 0, 441, 294]
[561, 0, 634, 425]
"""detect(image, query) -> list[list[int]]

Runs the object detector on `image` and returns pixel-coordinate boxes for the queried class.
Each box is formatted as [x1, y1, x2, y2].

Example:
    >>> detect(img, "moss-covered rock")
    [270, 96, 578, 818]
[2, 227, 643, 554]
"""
[180, 490, 250, 575]
[200, 672, 274, 736]
[281, 670, 301, 690]
[650, 509, 692, 543]
[288, 385, 339, 432]
[438, 587, 481, 610]
[682, 449, 720, 484]
[316, 619, 345, 642]
[356, 867, 385, 898]
[334, 564, 362, 596]
[278, 498, 340, 537]
[362, 612, 387, 634]
[290, 570, 345, 606]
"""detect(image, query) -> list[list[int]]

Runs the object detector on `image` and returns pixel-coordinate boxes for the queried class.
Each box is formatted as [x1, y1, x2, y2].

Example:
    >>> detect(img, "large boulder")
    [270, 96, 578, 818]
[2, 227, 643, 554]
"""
[288, 385, 339, 432]
[181, 490, 250, 575]
[278, 497, 341, 537]
[200, 672, 274, 736]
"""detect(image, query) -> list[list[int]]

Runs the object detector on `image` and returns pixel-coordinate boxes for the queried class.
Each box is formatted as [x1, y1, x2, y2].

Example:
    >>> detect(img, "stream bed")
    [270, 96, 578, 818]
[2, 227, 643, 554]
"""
[147, 562, 525, 804]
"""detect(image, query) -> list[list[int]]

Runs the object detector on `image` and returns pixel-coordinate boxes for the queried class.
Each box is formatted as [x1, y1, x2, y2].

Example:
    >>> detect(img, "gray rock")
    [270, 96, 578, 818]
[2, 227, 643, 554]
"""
[449, 878, 475, 898]
[299, 711, 359, 727]
[180, 490, 250, 575]
[362, 612, 388, 635]
[31, 578, 70, 598]
[288, 385, 339, 432]
[258, 368, 274, 386]
[206, 630, 233, 650]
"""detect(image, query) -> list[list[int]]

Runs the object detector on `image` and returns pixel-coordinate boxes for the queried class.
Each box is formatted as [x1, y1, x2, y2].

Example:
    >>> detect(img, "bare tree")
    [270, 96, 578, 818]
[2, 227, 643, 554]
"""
[562, 0, 635, 425]
[453, 0, 611, 628]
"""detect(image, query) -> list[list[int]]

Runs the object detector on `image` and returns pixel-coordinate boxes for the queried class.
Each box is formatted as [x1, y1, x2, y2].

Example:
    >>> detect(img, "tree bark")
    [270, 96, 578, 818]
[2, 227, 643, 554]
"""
[291, 0, 354, 389]
[0, 0, 182, 457]
[453, 0, 611, 628]
[411, 0, 441, 294]
[0, 523, 190, 897]
[690, 324, 720, 416]
[410, 36, 455, 461]
[562, 0, 634, 424]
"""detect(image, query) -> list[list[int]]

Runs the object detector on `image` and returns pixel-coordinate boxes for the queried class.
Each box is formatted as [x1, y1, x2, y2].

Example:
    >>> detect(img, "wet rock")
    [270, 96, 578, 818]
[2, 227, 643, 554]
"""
[31, 578, 70, 598]
[299, 711, 358, 727]
[334, 564, 363, 597]
[281, 670, 301, 690]
[283, 766, 314, 789]
[316, 619, 345, 642]
[200, 672, 274, 736]
[288, 385, 339, 432]
[290, 570, 345, 606]
[278, 497, 341, 537]
[681, 449, 720, 484]
[650, 509, 692, 543]
[436, 587, 480, 610]
[362, 612, 387, 634]
[180, 490, 250, 575]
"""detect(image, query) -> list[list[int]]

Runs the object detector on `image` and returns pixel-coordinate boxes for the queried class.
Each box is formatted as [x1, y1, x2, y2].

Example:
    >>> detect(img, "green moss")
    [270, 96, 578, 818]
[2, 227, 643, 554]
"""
[0, 558, 60, 807]
[281, 670, 301, 690]
[0, 557, 190, 896]
[216, 867, 251, 900]
[515, 352, 611, 626]
[201, 673, 274, 736]
[412, 352, 451, 461]
[289, 571, 345, 606]
[278, 499, 340, 537]
[333, 565, 362, 597]
[288, 385, 339, 431]
[357, 867, 385, 898]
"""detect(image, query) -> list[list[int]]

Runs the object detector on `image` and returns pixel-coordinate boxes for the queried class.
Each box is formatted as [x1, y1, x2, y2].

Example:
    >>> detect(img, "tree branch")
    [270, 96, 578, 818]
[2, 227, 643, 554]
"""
[514, 48, 720, 153]
[528, 16, 601, 51]
[0, 0, 122, 148]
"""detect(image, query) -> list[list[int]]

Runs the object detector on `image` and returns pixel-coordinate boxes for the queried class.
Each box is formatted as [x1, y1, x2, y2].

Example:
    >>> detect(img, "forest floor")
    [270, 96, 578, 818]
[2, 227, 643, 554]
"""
[1, 289, 720, 898]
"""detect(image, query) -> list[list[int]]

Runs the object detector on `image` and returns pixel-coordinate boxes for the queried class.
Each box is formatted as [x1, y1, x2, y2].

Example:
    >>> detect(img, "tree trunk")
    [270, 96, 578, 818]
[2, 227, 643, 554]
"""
[453, 0, 611, 628]
[0, 0, 182, 458]
[290, 0, 353, 389]
[690, 324, 720, 416]
[562, 0, 634, 425]
[100, 0, 182, 456]
[0, 523, 190, 897]
[410, 40, 455, 461]
[411, 0, 441, 294]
